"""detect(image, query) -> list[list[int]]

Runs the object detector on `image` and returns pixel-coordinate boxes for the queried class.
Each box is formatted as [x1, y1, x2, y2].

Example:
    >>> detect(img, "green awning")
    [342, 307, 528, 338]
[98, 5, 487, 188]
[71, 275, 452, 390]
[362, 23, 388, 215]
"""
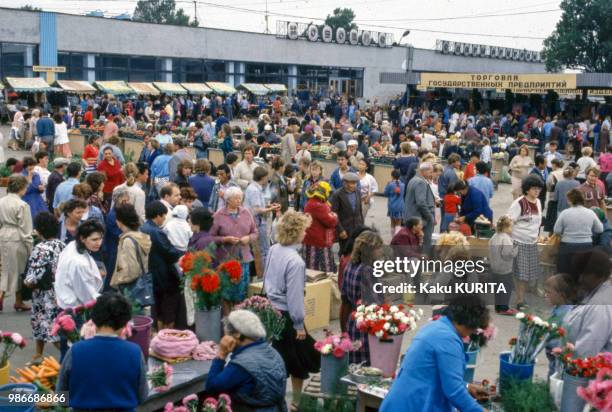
[94, 81, 132, 94]
[127, 82, 160, 95]
[264, 84, 287, 93]
[205, 82, 237, 95]
[54, 80, 96, 93]
[5, 77, 54, 92]
[238, 83, 270, 95]
[153, 82, 187, 95]
[180, 83, 213, 95]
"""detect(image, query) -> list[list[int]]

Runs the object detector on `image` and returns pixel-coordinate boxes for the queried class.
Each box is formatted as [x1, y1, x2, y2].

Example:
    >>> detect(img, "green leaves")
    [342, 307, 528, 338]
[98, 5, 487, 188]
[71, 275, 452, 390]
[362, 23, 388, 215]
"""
[133, 0, 198, 27]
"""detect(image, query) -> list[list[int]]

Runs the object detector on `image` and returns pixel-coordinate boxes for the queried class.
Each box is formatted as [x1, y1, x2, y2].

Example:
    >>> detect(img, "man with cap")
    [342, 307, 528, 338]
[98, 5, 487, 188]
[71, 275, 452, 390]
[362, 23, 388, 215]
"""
[347, 139, 365, 169]
[206, 310, 287, 410]
[46, 157, 69, 212]
[330, 172, 364, 254]
[259, 124, 280, 144]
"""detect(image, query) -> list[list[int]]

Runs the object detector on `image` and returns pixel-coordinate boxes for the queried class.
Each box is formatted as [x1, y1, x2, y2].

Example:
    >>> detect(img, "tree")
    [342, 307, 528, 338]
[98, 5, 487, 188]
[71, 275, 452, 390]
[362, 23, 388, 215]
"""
[324, 8, 357, 30]
[133, 0, 198, 27]
[542, 0, 612, 72]
[20, 5, 42, 11]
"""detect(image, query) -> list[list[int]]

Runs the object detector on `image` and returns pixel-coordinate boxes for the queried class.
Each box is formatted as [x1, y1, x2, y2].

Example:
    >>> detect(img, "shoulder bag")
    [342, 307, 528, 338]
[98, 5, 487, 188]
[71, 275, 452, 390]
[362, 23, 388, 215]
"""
[121, 237, 154, 307]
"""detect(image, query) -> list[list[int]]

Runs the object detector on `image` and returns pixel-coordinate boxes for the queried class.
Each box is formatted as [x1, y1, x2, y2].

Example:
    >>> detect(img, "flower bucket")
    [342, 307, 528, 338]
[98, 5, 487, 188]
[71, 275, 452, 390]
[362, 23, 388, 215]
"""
[368, 334, 403, 378]
[127, 315, 153, 358]
[464, 349, 479, 383]
[195, 307, 222, 343]
[560, 372, 588, 412]
[499, 352, 535, 394]
[320, 354, 348, 395]
[0, 383, 37, 412]
[0, 362, 9, 386]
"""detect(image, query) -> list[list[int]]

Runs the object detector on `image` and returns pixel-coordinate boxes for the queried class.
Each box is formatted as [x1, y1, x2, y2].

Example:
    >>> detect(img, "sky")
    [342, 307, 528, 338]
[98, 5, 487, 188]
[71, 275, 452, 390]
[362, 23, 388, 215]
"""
[0, 0, 563, 51]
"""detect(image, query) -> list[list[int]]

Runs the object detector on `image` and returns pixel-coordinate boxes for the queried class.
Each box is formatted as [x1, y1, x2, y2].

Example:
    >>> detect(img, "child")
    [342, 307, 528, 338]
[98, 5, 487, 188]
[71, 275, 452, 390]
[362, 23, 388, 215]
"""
[441, 181, 461, 232]
[544, 273, 574, 378]
[489, 216, 518, 316]
[383, 170, 405, 234]
[164, 205, 193, 253]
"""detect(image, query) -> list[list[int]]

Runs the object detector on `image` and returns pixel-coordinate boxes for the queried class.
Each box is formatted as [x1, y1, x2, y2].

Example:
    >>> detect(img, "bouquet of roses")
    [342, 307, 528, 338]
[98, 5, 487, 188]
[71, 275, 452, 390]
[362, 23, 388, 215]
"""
[508, 312, 565, 364]
[148, 362, 173, 393]
[180, 250, 223, 310]
[314, 331, 361, 358]
[218, 259, 243, 286]
[353, 303, 423, 340]
[0, 331, 27, 368]
[51, 312, 81, 343]
[463, 324, 497, 352]
[552, 344, 612, 378]
[577, 366, 612, 411]
[235, 296, 285, 341]
[73, 299, 96, 319]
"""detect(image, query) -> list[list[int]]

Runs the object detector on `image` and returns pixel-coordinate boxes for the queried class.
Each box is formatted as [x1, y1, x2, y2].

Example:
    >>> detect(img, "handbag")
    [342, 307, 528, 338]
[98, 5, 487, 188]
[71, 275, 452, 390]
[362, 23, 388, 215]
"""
[122, 237, 154, 307]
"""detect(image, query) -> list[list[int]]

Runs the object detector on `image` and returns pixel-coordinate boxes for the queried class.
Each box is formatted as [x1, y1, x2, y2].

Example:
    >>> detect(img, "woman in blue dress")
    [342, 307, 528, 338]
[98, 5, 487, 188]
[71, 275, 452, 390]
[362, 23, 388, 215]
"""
[383, 169, 405, 234]
[21, 157, 47, 220]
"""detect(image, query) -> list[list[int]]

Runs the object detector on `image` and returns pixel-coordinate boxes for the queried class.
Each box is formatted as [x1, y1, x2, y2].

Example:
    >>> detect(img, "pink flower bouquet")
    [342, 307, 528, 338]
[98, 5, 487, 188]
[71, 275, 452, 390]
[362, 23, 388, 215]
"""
[577, 366, 612, 411]
[235, 296, 285, 341]
[51, 313, 81, 343]
[463, 324, 497, 352]
[0, 331, 27, 368]
[148, 362, 173, 393]
[314, 332, 361, 358]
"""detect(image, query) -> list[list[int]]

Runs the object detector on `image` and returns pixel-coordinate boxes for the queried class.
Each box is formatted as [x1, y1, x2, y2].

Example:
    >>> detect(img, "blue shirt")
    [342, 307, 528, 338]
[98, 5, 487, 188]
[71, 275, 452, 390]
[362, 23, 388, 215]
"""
[468, 174, 494, 200]
[155, 133, 173, 147]
[380, 316, 483, 412]
[150, 154, 171, 180]
[53, 178, 80, 209]
[188, 174, 215, 209]
[460, 186, 493, 225]
[205, 341, 258, 395]
[36, 116, 55, 137]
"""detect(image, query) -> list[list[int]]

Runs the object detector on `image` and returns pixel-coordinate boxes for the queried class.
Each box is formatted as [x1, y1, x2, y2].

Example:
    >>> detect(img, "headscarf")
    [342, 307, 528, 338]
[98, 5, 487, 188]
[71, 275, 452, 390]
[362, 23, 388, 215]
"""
[306, 181, 332, 202]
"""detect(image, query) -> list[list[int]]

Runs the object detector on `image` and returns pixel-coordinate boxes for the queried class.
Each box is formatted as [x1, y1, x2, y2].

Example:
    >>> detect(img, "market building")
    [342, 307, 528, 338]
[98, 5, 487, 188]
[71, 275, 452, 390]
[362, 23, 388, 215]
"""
[0, 8, 549, 100]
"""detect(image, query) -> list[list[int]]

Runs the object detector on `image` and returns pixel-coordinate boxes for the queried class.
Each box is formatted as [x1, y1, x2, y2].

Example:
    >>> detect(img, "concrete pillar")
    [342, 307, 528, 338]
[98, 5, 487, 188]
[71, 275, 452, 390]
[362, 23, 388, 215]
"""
[288, 65, 297, 96]
[86, 54, 96, 82]
[25, 45, 34, 78]
[163, 58, 172, 82]
[236, 62, 245, 86]
[226, 62, 235, 86]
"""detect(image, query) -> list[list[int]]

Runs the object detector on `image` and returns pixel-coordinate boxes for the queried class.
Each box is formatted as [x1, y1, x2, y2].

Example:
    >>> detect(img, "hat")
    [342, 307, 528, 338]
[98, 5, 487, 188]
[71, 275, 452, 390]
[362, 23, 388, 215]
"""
[171, 205, 189, 220]
[264, 124, 272, 131]
[342, 172, 359, 182]
[348, 139, 358, 147]
[226, 310, 266, 340]
[53, 157, 69, 168]
[306, 181, 332, 201]
[335, 141, 347, 151]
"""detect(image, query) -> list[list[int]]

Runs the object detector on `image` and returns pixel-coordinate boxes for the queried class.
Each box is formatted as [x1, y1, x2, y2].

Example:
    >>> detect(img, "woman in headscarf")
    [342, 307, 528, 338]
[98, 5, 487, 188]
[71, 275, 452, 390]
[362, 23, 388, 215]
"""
[302, 181, 338, 273]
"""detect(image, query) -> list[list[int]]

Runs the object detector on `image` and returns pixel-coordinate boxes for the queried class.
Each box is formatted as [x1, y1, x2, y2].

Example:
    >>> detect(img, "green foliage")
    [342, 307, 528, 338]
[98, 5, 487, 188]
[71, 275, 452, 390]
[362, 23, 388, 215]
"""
[501, 379, 556, 412]
[20, 5, 42, 11]
[542, 0, 612, 72]
[324, 8, 357, 31]
[133, 0, 198, 27]
[0, 165, 11, 178]
[298, 394, 356, 412]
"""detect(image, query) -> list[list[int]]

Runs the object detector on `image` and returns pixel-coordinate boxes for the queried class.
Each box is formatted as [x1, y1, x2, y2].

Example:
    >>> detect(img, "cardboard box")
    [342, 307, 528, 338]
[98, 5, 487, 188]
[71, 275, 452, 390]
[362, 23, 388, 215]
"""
[248, 278, 332, 331]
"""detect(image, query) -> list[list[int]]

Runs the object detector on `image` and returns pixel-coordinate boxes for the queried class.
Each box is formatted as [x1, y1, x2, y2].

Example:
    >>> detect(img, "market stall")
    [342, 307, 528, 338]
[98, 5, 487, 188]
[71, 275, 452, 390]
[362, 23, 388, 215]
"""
[54, 80, 97, 94]
[128, 82, 160, 96]
[237, 83, 270, 96]
[180, 83, 213, 95]
[153, 82, 187, 95]
[205, 81, 237, 95]
[94, 80, 133, 95]
[5, 77, 55, 93]
[264, 83, 288, 94]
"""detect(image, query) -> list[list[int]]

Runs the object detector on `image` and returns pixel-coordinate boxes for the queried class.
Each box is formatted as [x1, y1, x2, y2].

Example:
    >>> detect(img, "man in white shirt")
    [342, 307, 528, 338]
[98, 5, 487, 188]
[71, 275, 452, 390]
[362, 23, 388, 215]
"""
[159, 182, 181, 226]
[155, 125, 173, 147]
[480, 138, 492, 165]
[113, 163, 148, 222]
[421, 130, 438, 152]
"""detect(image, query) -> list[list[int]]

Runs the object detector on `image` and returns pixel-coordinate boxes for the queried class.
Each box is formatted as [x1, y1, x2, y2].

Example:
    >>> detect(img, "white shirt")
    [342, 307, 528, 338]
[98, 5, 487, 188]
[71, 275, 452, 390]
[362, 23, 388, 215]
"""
[54, 122, 69, 145]
[164, 218, 192, 252]
[359, 173, 379, 205]
[577, 156, 597, 179]
[54, 241, 103, 309]
[481, 145, 492, 163]
[113, 182, 146, 222]
[508, 196, 542, 244]
[421, 133, 437, 151]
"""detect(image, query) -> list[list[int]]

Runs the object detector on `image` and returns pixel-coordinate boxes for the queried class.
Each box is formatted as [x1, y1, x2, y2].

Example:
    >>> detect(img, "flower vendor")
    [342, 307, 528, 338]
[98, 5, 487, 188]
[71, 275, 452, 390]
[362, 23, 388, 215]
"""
[205, 309, 287, 411]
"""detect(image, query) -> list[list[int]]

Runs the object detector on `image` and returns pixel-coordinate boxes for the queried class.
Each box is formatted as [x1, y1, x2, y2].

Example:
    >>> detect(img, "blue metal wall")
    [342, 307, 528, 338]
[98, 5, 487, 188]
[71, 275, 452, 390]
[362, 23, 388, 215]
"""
[39, 12, 58, 66]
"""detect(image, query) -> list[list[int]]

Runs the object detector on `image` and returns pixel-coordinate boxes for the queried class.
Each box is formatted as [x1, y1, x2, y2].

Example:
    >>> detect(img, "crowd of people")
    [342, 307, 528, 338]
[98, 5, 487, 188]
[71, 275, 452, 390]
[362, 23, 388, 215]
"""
[0, 91, 611, 411]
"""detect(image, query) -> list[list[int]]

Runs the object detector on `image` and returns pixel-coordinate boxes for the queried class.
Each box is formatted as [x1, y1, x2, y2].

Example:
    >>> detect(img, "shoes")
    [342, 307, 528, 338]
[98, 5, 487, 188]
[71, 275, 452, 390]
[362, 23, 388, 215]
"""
[13, 304, 31, 312]
[496, 309, 519, 316]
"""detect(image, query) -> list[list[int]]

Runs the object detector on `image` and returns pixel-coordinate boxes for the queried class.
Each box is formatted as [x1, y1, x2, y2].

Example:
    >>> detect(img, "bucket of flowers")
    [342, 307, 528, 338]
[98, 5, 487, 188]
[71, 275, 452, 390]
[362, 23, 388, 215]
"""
[353, 303, 422, 377]
[0, 331, 27, 385]
[463, 324, 497, 383]
[234, 296, 285, 341]
[553, 344, 612, 412]
[314, 331, 361, 394]
[164, 393, 232, 412]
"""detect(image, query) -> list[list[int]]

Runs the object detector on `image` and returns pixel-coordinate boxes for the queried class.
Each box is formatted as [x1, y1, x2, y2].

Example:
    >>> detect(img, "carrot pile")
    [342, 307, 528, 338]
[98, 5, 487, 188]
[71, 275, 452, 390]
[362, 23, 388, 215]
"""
[10, 356, 61, 392]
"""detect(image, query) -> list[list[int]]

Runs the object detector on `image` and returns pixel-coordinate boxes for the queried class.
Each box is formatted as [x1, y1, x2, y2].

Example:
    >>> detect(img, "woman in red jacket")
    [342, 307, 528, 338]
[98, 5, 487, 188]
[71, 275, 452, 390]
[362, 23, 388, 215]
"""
[96, 146, 125, 208]
[302, 181, 338, 273]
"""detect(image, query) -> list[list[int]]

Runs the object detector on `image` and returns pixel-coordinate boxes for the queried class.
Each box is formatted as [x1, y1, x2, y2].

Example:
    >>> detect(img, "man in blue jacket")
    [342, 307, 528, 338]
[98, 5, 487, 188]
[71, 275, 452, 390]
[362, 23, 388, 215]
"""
[380, 297, 491, 412]
[36, 111, 55, 156]
[455, 180, 493, 227]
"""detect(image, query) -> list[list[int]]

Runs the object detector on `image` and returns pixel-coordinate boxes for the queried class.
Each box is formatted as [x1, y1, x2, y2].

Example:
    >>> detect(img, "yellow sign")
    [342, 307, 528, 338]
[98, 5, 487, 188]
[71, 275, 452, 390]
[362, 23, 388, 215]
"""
[33, 66, 66, 73]
[418, 73, 577, 90]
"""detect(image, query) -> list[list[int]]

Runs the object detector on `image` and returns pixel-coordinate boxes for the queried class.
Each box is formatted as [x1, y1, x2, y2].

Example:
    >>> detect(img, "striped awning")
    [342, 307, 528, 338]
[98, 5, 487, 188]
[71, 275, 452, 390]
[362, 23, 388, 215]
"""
[264, 83, 288, 93]
[54, 80, 96, 93]
[153, 82, 187, 95]
[127, 82, 160, 95]
[238, 83, 270, 95]
[94, 81, 133, 94]
[180, 83, 213, 95]
[5, 77, 54, 92]
[205, 82, 237, 95]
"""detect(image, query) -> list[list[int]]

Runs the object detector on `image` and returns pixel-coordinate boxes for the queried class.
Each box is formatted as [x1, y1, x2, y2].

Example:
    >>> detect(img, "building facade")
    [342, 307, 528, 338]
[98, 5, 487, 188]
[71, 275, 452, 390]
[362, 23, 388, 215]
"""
[0, 8, 547, 100]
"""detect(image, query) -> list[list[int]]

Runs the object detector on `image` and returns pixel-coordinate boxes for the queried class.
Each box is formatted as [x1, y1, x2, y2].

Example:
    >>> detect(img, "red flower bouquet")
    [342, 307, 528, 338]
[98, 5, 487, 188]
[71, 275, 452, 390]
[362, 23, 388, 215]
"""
[353, 303, 423, 340]
[553, 344, 612, 378]
[218, 260, 243, 285]
[191, 268, 222, 310]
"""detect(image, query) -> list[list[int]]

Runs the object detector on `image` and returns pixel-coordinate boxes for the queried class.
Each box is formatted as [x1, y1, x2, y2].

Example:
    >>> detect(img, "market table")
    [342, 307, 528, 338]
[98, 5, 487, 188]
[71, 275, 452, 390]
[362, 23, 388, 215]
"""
[138, 357, 212, 411]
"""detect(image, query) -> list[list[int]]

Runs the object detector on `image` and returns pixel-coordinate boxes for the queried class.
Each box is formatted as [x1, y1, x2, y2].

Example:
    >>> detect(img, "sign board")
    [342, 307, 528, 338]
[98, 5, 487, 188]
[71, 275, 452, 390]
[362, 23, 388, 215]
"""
[497, 88, 612, 96]
[417, 73, 577, 90]
[33, 66, 66, 73]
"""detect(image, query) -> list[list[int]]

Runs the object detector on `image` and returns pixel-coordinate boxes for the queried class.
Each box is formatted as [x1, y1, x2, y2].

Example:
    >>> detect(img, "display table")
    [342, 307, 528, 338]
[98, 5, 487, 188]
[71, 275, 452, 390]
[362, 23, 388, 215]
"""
[248, 278, 332, 331]
[68, 129, 87, 156]
[138, 357, 212, 411]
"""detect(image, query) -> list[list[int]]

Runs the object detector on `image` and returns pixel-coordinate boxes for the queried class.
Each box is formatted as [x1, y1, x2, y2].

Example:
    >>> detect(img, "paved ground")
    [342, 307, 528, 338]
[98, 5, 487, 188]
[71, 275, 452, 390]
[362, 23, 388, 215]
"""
[0, 124, 552, 395]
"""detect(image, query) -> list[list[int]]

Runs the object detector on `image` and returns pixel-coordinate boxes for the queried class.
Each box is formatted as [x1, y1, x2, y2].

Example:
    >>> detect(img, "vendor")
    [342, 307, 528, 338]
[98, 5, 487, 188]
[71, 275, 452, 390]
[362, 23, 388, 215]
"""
[380, 297, 491, 412]
[205, 309, 287, 411]
[57, 292, 148, 410]
[455, 180, 493, 227]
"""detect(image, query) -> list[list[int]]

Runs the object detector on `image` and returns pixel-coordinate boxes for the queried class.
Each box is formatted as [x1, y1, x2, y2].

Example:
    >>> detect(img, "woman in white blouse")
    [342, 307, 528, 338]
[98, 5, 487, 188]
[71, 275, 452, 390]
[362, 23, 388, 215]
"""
[509, 145, 534, 199]
[357, 158, 378, 219]
[53, 113, 72, 158]
[576, 146, 597, 183]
